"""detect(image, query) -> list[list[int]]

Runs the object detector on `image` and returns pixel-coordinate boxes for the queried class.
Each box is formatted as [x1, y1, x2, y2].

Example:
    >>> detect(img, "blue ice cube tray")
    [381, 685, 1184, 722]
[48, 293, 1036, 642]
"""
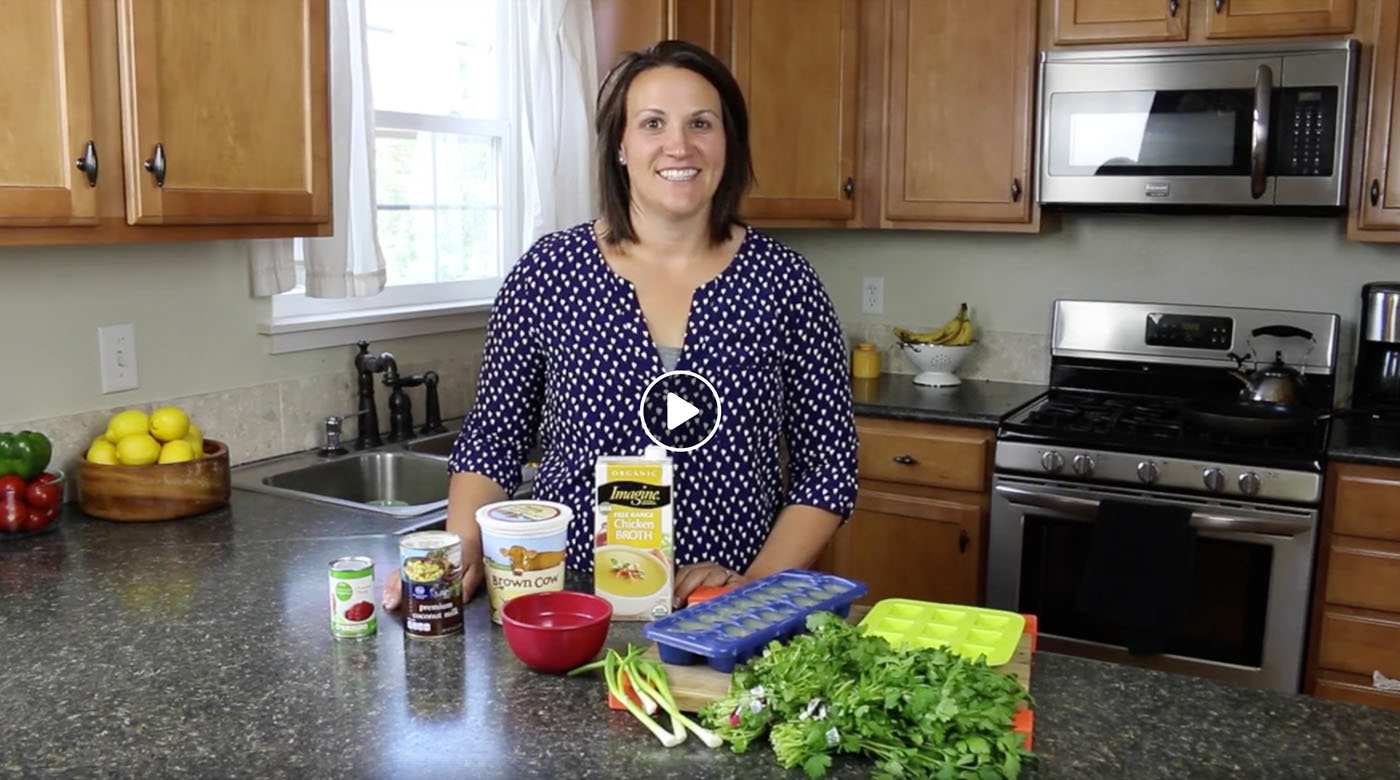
[641, 569, 867, 672]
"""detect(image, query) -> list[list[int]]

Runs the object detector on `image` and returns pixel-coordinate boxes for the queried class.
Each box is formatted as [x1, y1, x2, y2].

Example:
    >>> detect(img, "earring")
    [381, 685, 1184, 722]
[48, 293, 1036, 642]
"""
[618, 151, 626, 166]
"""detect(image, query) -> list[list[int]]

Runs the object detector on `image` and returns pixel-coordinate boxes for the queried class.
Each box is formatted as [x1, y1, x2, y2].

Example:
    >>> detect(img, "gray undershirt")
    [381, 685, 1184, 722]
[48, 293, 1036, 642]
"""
[656, 344, 682, 372]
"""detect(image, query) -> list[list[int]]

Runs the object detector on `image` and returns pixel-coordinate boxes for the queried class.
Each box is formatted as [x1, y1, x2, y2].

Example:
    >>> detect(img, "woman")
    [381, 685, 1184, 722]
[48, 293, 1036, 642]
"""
[384, 40, 857, 611]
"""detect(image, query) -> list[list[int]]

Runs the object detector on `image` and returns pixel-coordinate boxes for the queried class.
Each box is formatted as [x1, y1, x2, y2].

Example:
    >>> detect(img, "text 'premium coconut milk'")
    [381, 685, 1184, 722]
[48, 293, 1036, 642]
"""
[594, 446, 674, 621]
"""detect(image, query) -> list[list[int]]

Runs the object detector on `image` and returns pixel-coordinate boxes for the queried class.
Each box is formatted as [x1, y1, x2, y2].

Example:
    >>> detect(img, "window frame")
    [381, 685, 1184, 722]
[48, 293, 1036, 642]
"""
[268, 2, 516, 328]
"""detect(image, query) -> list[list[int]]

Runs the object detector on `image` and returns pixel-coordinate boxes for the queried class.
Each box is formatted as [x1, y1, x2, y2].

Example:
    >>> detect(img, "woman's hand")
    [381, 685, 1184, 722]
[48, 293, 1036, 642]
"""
[673, 561, 748, 609]
[381, 563, 486, 611]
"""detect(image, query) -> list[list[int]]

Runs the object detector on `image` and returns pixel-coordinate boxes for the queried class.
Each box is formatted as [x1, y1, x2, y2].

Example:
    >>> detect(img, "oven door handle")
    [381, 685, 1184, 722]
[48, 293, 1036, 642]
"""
[994, 485, 1310, 537]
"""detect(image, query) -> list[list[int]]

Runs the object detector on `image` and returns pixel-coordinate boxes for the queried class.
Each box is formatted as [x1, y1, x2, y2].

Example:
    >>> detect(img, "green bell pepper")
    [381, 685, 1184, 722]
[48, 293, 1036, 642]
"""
[0, 431, 53, 481]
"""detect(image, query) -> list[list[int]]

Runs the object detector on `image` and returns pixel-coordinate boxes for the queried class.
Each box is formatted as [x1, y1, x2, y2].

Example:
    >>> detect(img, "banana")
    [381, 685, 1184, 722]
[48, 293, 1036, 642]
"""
[894, 303, 973, 345]
[947, 317, 975, 346]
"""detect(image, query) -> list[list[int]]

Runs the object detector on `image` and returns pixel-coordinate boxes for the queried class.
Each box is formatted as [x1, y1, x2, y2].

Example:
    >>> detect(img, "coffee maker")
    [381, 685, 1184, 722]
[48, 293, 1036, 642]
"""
[1353, 282, 1400, 409]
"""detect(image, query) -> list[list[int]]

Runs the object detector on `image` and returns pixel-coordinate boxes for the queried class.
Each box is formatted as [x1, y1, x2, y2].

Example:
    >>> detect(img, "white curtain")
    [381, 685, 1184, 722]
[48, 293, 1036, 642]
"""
[249, 0, 386, 298]
[506, 0, 599, 251]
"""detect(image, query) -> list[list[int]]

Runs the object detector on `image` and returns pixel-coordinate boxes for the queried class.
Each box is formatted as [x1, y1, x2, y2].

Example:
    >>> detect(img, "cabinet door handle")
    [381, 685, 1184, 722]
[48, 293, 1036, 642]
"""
[1011, 178, 1022, 202]
[144, 142, 166, 187]
[1169, 0, 1178, 16]
[1371, 179, 1381, 207]
[1215, 0, 1224, 11]
[74, 140, 98, 187]
[958, 530, 969, 554]
[892, 454, 918, 465]
[842, 176, 854, 198]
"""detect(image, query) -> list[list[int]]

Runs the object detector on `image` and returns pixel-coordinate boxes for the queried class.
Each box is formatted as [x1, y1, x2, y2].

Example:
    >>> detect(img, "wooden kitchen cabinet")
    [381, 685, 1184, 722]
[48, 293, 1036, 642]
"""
[0, 0, 331, 246]
[1353, 0, 1400, 237]
[0, 0, 99, 227]
[117, 0, 329, 225]
[591, 0, 1041, 232]
[883, 0, 1038, 226]
[1051, 0, 1189, 45]
[1205, 0, 1356, 39]
[1305, 461, 1400, 711]
[830, 481, 985, 607]
[816, 417, 994, 608]
[591, 0, 728, 82]
[730, 0, 859, 221]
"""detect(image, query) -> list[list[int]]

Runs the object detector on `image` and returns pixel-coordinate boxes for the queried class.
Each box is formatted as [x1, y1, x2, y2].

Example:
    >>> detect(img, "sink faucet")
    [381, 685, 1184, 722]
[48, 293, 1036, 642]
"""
[380, 357, 446, 442]
[353, 340, 385, 450]
[380, 354, 416, 442]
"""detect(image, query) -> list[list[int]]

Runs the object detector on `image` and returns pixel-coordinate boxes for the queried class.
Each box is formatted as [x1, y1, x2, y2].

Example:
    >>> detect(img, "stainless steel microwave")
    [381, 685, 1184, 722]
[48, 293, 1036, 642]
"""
[1036, 40, 1359, 209]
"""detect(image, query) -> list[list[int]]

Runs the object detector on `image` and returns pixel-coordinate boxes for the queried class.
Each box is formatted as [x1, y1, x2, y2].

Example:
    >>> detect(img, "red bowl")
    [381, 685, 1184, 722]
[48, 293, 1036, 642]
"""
[501, 591, 612, 673]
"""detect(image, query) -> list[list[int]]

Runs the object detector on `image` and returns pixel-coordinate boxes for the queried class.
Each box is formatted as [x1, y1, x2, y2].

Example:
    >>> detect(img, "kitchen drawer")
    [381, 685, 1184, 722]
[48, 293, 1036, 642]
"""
[1332, 463, 1400, 542]
[1324, 536, 1400, 613]
[1317, 606, 1400, 679]
[855, 417, 991, 491]
[1314, 670, 1400, 712]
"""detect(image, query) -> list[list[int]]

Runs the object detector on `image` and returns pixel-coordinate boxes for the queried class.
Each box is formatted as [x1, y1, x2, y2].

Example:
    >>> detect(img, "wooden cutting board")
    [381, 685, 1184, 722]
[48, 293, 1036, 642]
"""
[644, 605, 1034, 713]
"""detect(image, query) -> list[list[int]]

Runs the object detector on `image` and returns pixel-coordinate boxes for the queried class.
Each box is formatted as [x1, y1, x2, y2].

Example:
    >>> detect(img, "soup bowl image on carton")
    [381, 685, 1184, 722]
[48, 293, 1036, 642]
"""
[594, 446, 674, 621]
[476, 500, 572, 624]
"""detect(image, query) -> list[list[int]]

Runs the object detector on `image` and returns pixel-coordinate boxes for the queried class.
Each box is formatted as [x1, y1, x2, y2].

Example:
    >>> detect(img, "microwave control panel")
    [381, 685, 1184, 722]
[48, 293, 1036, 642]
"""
[1145, 313, 1233, 350]
[1275, 87, 1337, 177]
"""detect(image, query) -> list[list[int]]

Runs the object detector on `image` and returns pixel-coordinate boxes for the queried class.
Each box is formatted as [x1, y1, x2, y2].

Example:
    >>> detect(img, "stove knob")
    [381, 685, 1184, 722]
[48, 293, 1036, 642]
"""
[1072, 453, 1095, 476]
[1136, 461, 1160, 484]
[1040, 450, 1065, 474]
[1202, 468, 1225, 493]
[1238, 471, 1262, 496]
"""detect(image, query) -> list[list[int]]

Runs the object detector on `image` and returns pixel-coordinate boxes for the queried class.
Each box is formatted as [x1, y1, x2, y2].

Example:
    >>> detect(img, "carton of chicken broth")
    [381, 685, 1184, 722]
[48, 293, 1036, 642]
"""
[594, 446, 674, 620]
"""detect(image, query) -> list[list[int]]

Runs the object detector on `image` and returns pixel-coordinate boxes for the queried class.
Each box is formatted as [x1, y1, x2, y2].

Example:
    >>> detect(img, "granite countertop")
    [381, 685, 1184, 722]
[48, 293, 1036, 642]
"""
[3, 499, 1400, 779]
[851, 374, 1047, 428]
[1328, 412, 1400, 467]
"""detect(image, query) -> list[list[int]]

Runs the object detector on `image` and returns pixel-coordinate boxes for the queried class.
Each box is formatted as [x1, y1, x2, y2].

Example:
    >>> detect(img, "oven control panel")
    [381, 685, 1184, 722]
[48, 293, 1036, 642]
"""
[993, 441, 1322, 504]
[1145, 313, 1233, 350]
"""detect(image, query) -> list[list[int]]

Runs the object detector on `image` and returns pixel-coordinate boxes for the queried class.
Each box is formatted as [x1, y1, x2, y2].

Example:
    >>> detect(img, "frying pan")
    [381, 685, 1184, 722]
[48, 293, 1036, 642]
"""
[1177, 399, 1391, 439]
[1180, 398, 1329, 439]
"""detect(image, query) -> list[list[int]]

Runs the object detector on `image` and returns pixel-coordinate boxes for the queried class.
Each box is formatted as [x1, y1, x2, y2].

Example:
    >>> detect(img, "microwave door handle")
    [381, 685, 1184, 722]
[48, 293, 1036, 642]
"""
[994, 484, 1310, 536]
[1251, 63, 1273, 200]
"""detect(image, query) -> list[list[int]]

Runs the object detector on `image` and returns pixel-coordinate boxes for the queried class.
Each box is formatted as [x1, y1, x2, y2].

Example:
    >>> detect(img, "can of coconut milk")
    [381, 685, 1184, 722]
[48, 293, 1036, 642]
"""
[399, 531, 464, 638]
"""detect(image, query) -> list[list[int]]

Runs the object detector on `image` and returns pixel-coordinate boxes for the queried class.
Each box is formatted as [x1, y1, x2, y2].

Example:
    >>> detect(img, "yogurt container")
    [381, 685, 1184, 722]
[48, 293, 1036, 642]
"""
[476, 499, 572, 624]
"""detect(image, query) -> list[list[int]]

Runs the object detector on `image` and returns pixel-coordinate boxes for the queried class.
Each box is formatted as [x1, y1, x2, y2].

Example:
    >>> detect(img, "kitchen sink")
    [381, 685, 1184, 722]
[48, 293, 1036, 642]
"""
[230, 449, 450, 517]
[404, 431, 458, 458]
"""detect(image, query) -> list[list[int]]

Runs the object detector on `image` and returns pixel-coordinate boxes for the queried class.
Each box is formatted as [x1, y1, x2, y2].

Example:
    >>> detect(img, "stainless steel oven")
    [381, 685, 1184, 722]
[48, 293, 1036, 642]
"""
[987, 300, 1341, 694]
[988, 474, 1317, 692]
[1037, 40, 1358, 208]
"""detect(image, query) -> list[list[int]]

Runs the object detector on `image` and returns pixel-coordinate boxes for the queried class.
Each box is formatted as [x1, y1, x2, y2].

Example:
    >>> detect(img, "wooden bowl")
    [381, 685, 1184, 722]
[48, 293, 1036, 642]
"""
[77, 439, 231, 522]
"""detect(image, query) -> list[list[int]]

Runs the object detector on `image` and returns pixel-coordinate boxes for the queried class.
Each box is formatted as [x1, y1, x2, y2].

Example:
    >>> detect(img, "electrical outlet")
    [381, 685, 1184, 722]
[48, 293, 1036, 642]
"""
[98, 324, 139, 394]
[861, 276, 884, 315]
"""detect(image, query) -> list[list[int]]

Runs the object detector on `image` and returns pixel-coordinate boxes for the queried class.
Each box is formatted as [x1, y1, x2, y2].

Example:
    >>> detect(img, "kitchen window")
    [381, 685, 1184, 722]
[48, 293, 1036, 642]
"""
[271, 0, 516, 327]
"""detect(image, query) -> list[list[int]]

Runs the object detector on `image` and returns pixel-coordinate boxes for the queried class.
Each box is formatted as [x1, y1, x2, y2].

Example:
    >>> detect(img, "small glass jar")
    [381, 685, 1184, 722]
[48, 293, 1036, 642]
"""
[851, 342, 881, 379]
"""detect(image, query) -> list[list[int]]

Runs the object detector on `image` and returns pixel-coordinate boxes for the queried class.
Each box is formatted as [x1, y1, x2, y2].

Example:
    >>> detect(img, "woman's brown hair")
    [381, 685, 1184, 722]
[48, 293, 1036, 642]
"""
[594, 40, 753, 246]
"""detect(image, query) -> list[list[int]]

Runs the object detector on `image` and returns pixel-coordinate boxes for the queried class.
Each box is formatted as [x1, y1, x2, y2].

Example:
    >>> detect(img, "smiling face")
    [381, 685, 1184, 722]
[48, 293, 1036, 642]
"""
[619, 65, 727, 225]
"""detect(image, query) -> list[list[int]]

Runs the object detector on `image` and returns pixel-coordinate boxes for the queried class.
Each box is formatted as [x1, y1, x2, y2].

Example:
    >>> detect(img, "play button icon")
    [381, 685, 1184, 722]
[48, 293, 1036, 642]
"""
[640, 370, 722, 452]
[666, 392, 700, 430]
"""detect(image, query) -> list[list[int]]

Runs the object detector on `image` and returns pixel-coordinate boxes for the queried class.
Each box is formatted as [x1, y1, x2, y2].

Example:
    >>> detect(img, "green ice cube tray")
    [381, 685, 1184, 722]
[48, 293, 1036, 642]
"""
[857, 598, 1026, 666]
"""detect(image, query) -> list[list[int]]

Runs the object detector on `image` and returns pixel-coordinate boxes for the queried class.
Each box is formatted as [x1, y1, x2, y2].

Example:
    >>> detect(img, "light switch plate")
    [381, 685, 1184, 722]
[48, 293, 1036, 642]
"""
[861, 276, 884, 315]
[98, 324, 139, 393]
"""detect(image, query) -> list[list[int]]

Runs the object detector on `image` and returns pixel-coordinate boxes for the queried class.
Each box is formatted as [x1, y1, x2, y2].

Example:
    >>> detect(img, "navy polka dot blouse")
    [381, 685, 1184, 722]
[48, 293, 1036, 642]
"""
[448, 222, 859, 573]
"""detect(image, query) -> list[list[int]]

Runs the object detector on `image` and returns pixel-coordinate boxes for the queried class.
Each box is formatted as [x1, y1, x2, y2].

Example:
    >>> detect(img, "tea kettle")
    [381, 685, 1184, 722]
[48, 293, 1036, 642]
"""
[1228, 325, 1314, 406]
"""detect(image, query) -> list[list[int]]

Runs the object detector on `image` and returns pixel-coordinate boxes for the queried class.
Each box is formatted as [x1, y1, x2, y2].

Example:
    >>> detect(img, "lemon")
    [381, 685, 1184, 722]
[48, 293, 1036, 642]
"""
[105, 409, 149, 443]
[116, 433, 161, 466]
[183, 423, 204, 459]
[87, 439, 119, 465]
[149, 406, 191, 443]
[157, 439, 195, 465]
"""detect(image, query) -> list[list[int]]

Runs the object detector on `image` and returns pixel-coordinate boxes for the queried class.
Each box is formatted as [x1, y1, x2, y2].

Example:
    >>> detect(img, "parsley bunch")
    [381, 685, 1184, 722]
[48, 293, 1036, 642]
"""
[698, 612, 1035, 780]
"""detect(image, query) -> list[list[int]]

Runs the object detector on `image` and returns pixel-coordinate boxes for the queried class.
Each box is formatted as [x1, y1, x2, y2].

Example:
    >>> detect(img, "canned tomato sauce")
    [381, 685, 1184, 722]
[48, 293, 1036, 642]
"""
[399, 531, 464, 638]
[329, 556, 376, 639]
